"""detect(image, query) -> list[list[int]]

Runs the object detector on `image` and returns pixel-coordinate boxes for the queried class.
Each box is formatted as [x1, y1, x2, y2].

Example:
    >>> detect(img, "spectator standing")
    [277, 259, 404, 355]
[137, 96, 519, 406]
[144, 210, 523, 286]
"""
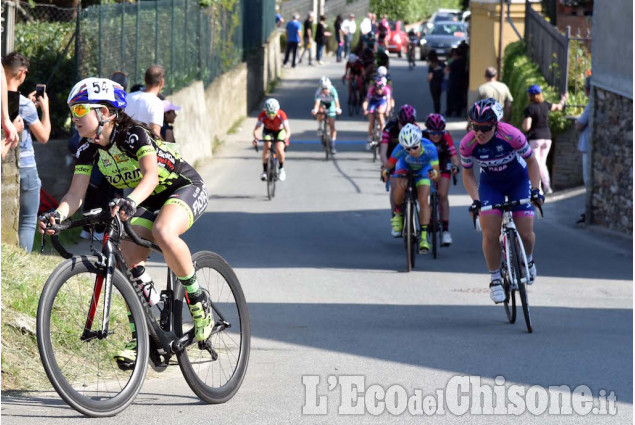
[341, 14, 356, 58]
[521, 84, 567, 195]
[161, 99, 181, 143]
[3, 52, 51, 252]
[477, 66, 513, 122]
[283, 13, 302, 68]
[275, 6, 284, 28]
[125, 64, 165, 138]
[445, 48, 467, 117]
[334, 15, 344, 62]
[427, 50, 446, 114]
[298, 12, 314, 65]
[315, 15, 330, 65]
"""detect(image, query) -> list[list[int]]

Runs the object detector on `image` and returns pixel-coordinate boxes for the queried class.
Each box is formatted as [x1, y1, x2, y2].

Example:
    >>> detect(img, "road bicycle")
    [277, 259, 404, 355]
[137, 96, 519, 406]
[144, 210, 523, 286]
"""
[474, 197, 542, 333]
[367, 110, 382, 162]
[36, 209, 251, 416]
[407, 41, 416, 70]
[429, 166, 459, 259]
[314, 111, 332, 161]
[345, 76, 363, 116]
[395, 171, 420, 272]
[255, 139, 282, 200]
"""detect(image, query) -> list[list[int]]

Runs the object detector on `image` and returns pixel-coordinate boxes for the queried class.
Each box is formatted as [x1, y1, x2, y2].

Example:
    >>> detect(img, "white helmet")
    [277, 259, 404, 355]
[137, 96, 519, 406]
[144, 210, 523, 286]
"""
[264, 98, 280, 114]
[399, 123, 422, 149]
[320, 76, 332, 89]
[348, 53, 358, 63]
[377, 66, 388, 77]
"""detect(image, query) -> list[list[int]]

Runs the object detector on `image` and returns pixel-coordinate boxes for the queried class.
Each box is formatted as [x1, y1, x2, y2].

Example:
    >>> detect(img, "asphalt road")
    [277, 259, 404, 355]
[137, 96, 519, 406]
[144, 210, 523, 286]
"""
[2, 53, 632, 424]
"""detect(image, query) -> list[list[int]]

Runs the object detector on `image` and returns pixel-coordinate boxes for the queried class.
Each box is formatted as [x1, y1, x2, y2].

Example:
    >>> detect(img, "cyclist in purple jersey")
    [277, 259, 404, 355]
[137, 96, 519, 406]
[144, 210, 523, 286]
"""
[460, 98, 544, 303]
[363, 77, 392, 148]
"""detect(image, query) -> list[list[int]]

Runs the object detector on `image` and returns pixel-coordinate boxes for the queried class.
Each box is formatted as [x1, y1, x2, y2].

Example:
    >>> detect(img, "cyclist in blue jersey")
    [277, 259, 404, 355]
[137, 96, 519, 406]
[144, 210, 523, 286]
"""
[383, 123, 440, 253]
[39, 78, 214, 365]
[460, 98, 544, 303]
[311, 76, 342, 155]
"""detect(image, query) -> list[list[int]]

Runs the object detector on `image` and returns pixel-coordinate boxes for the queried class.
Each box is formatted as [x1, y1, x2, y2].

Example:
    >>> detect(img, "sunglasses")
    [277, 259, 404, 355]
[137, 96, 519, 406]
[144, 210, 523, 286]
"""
[266, 112, 277, 117]
[428, 130, 444, 136]
[472, 123, 494, 133]
[405, 145, 421, 152]
[70, 103, 102, 118]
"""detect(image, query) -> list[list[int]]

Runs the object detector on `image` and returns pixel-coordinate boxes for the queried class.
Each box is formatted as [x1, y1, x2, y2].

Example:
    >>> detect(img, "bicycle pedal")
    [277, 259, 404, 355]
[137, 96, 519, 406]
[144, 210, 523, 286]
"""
[115, 358, 136, 371]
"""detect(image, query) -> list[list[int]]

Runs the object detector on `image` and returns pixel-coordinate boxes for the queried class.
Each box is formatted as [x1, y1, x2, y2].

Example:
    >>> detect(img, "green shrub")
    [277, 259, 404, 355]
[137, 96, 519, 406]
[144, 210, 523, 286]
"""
[14, 20, 76, 136]
[502, 40, 587, 139]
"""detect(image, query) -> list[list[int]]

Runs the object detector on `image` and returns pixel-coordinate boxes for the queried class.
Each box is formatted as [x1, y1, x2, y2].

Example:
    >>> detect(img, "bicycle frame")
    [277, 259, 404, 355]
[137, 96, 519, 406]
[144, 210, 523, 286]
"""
[50, 211, 221, 359]
[500, 211, 530, 288]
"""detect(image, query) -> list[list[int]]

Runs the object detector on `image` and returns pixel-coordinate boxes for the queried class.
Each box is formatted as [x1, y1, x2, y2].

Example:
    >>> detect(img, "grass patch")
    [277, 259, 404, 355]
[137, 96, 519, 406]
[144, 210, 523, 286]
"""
[227, 117, 245, 135]
[1, 243, 63, 390]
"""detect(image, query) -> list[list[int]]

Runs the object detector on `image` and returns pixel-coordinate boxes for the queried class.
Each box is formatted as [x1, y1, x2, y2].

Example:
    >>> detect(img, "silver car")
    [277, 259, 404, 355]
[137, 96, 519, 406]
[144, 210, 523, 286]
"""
[420, 21, 468, 60]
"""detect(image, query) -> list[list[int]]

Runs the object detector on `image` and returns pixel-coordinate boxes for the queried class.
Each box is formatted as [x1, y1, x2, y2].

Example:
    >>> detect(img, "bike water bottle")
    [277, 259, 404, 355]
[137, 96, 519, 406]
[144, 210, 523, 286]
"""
[131, 265, 160, 306]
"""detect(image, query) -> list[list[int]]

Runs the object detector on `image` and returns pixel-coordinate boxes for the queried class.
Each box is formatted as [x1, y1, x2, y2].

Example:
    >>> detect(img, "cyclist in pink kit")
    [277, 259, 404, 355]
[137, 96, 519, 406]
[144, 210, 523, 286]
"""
[363, 76, 392, 149]
[460, 98, 544, 303]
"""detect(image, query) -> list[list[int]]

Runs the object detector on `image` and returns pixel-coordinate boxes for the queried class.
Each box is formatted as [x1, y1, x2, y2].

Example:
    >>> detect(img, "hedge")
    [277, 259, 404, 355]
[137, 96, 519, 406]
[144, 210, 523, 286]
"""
[502, 40, 588, 138]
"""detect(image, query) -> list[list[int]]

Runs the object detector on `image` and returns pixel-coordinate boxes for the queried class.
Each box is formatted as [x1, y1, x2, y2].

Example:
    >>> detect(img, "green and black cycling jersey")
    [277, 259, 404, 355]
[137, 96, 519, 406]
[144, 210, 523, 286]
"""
[74, 124, 208, 230]
[74, 124, 191, 195]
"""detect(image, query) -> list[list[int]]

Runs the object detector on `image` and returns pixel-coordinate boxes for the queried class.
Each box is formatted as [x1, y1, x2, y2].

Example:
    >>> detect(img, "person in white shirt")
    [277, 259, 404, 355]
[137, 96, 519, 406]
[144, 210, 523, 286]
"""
[341, 13, 356, 58]
[125, 64, 165, 138]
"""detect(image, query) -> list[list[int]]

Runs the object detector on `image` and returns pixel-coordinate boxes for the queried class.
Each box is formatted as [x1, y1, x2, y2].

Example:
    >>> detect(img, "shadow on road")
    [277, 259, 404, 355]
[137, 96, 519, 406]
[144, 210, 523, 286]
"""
[246, 302, 633, 403]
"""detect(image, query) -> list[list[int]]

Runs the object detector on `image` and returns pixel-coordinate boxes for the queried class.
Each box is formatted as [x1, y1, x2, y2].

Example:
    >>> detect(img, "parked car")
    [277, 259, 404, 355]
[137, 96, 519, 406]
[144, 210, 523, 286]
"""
[386, 20, 408, 57]
[419, 21, 468, 60]
[419, 9, 463, 36]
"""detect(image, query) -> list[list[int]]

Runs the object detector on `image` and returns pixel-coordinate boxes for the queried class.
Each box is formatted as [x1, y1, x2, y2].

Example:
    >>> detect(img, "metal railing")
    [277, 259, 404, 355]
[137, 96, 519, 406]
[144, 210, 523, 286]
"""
[525, 4, 591, 102]
[77, 0, 243, 95]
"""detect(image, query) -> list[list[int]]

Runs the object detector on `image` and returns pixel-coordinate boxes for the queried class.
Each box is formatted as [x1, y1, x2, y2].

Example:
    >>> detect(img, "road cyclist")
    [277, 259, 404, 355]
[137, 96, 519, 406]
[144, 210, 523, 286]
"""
[459, 98, 544, 304]
[39, 77, 214, 366]
[380, 104, 419, 227]
[383, 123, 440, 253]
[311, 76, 342, 155]
[253, 98, 291, 181]
[342, 53, 365, 114]
[363, 76, 392, 151]
[422, 113, 460, 246]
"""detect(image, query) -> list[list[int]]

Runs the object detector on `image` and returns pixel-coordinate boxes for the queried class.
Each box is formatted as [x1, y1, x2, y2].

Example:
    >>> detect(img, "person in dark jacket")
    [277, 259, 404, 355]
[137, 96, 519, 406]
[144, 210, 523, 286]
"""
[427, 51, 445, 114]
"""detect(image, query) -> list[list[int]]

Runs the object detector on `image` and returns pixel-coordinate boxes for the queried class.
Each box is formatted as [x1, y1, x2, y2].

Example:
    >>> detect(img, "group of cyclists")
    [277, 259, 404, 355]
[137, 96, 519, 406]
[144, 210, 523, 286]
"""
[251, 45, 545, 304]
[37, 48, 547, 373]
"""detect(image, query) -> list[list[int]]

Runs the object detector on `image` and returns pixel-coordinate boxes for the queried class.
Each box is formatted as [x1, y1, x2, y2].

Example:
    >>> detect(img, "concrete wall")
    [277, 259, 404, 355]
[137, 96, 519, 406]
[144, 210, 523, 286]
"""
[467, 0, 541, 106]
[246, 30, 283, 112]
[590, 0, 632, 99]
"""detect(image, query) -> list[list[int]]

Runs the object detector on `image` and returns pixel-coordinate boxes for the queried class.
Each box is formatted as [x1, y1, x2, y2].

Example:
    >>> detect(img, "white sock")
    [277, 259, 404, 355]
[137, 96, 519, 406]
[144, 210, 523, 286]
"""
[489, 269, 502, 282]
[527, 253, 533, 264]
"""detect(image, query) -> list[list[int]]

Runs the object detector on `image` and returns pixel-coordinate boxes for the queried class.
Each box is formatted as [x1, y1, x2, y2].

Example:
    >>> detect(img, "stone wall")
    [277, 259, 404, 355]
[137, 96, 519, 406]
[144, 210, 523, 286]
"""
[589, 87, 633, 232]
[1, 147, 20, 245]
[551, 122, 584, 190]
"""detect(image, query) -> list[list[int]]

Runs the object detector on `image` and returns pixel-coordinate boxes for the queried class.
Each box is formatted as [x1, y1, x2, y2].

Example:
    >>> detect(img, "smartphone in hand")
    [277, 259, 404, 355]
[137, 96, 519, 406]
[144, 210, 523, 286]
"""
[36, 84, 46, 98]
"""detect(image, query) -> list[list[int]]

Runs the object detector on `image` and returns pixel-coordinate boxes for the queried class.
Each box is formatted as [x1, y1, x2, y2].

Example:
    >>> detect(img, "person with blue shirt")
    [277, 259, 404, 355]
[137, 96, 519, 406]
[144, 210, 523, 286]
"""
[383, 123, 440, 253]
[283, 13, 303, 68]
[2, 52, 51, 252]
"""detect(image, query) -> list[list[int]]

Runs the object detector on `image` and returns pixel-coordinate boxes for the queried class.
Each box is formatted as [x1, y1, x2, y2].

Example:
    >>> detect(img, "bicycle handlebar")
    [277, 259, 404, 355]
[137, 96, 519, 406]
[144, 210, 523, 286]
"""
[40, 207, 158, 258]
[472, 198, 544, 229]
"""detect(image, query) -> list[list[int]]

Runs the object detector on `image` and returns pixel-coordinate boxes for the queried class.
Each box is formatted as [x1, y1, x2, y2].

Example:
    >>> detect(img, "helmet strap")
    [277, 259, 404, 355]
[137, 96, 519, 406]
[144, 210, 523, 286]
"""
[92, 108, 115, 144]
